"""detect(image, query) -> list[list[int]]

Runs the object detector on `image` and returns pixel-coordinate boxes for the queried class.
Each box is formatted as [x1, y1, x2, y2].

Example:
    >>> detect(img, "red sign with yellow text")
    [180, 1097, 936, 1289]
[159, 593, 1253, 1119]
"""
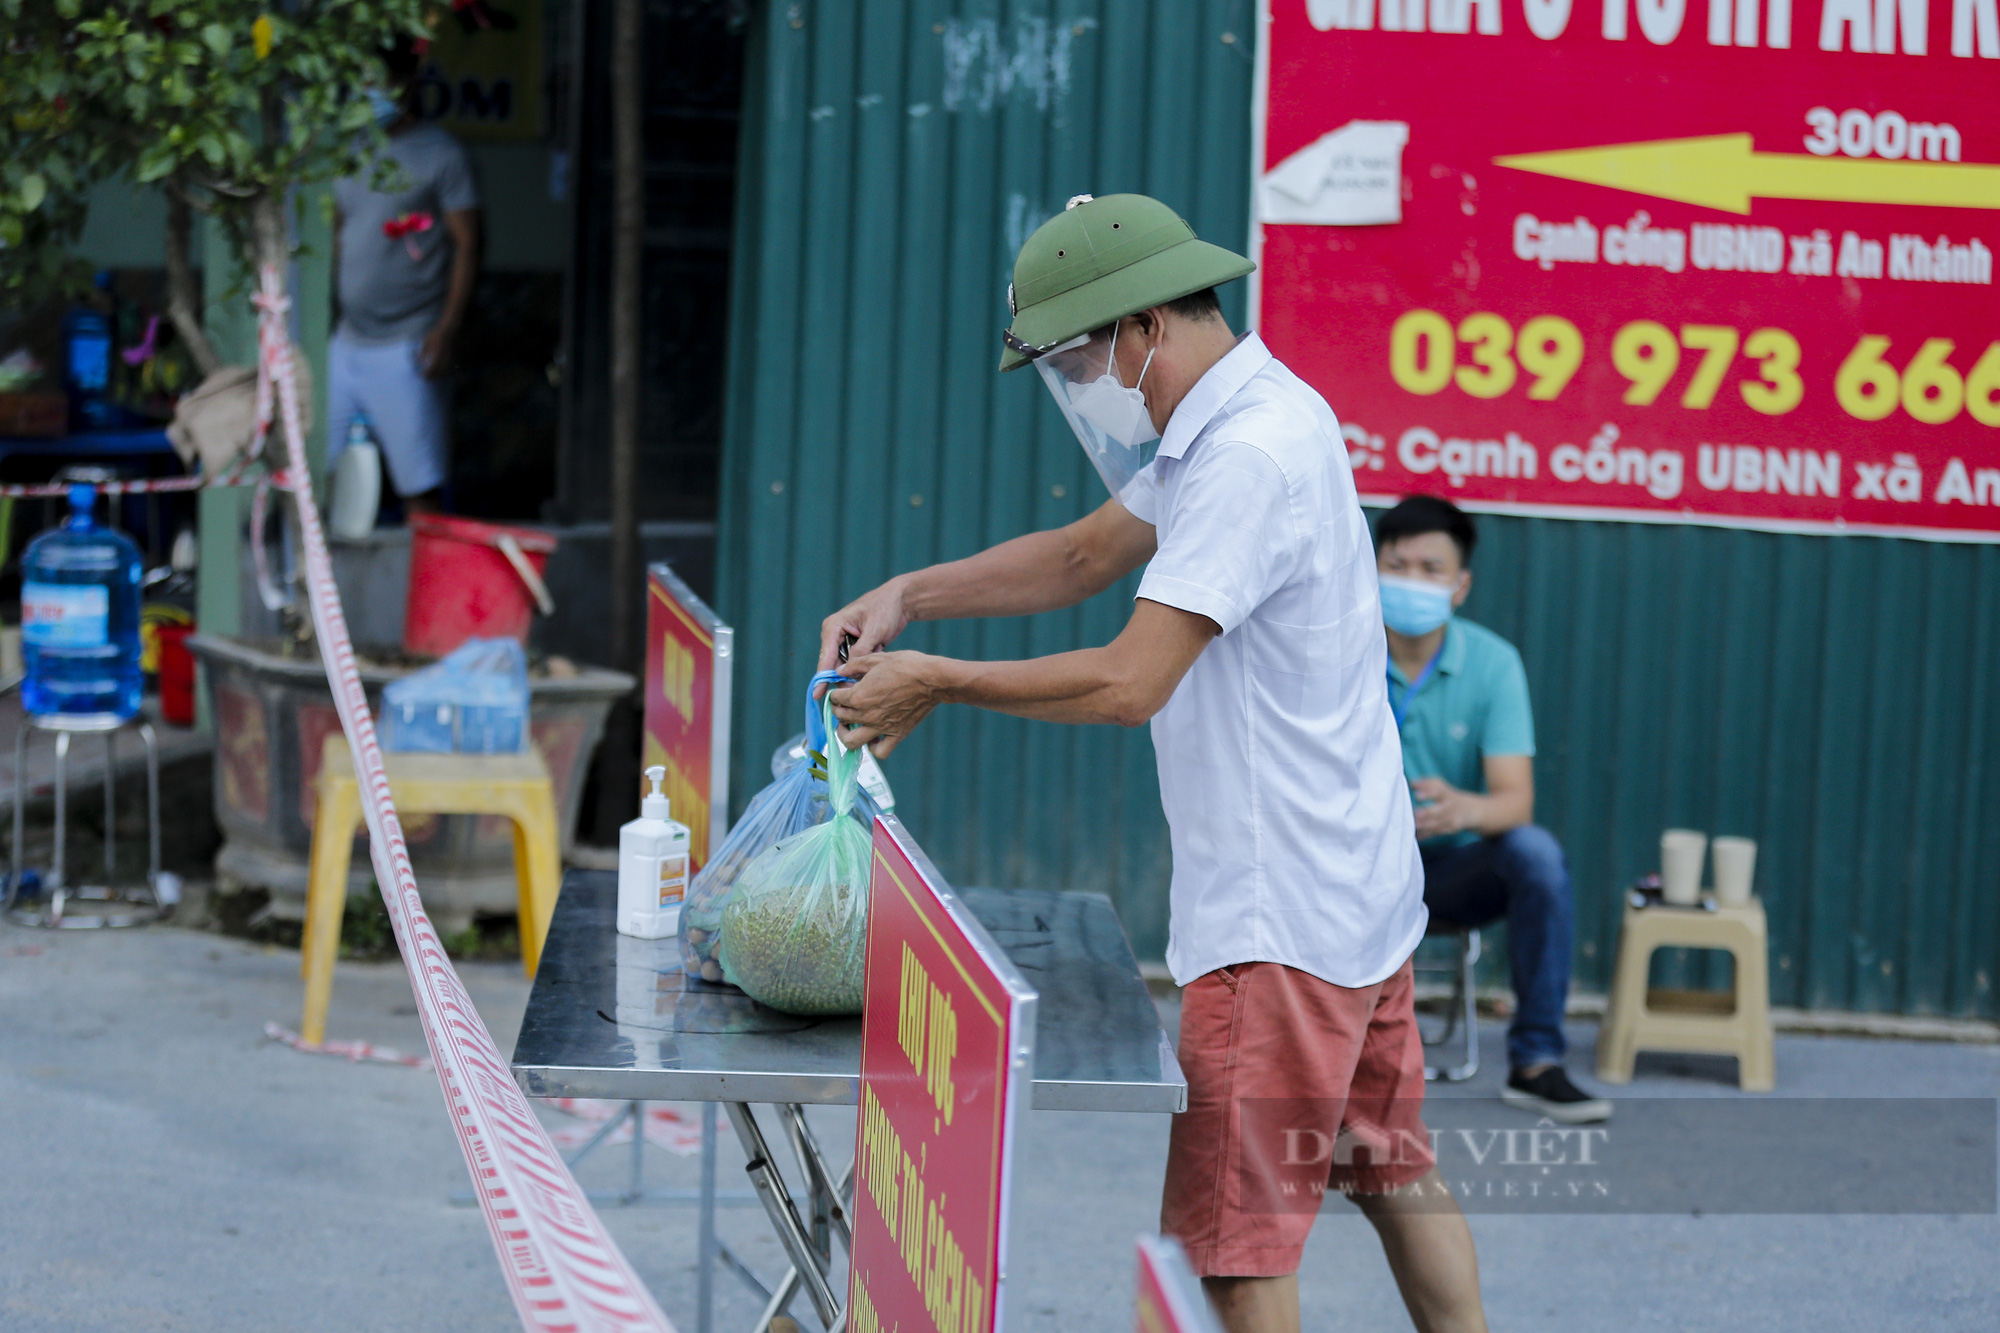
[1253, 0, 2000, 539]
[641, 564, 733, 871]
[849, 817, 1034, 1333]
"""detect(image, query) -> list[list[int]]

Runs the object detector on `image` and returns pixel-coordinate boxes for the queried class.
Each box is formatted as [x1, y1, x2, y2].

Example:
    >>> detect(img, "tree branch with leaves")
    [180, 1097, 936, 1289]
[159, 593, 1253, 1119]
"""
[1, 0, 432, 376]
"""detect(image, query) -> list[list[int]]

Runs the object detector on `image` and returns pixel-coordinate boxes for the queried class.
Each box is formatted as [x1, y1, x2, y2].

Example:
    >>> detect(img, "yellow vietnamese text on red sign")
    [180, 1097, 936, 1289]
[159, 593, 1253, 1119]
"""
[859, 1084, 989, 1333]
[659, 632, 696, 722]
[898, 941, 959, 1127]
[640, 736, 710, 866]
[850, 1274, 882, 1333]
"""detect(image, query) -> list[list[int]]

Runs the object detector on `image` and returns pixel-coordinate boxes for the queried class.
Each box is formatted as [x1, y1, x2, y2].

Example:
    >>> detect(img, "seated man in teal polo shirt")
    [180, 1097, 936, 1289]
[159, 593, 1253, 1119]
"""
[1376, 495, 1611, 1124]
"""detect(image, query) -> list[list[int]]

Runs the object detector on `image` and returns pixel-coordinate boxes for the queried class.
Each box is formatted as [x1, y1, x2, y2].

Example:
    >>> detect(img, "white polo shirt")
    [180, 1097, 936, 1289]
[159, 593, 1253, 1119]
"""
[1119, 333, 1426, 988]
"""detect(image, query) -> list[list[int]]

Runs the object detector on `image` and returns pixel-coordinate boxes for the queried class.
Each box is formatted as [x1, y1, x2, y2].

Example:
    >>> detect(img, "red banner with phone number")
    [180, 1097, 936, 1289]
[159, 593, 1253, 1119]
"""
[1251, 0, 2000, 540]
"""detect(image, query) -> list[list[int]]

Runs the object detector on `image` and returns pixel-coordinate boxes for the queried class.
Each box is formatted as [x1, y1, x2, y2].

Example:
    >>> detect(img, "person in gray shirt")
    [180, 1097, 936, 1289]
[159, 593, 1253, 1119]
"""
[327, 37, 482, 515]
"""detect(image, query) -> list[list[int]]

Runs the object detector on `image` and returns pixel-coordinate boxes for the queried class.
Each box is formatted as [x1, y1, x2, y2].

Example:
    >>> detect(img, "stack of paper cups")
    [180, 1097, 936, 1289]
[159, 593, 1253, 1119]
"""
[1712, 836, 1758, 907]
[1660, 829, 1708, 905]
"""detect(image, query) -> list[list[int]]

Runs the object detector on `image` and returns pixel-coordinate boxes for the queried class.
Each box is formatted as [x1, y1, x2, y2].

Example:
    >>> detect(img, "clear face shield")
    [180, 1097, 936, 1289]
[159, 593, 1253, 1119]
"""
[1019, 322, 1161, 499]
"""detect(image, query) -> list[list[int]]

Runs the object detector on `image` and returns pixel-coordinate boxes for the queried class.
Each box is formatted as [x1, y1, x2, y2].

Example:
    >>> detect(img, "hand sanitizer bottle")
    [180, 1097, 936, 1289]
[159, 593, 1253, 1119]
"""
[617, 765, 691, 939]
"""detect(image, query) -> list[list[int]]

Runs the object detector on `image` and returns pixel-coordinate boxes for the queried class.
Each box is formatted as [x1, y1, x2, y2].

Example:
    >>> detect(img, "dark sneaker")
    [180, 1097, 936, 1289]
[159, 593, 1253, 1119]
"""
[1501, 1066, 1613, 1124]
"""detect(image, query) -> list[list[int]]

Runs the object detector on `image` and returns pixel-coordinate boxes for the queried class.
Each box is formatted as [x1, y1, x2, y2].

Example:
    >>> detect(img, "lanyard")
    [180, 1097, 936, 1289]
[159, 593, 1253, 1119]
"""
[1389, 650, 1441, 731]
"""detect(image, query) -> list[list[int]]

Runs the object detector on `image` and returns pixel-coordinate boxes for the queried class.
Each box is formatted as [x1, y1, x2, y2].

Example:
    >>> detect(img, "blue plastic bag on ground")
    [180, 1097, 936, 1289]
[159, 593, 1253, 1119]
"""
[717, 684, 873, 1014]
[379, 637, 529, 754]
[679, 672, 870, 983]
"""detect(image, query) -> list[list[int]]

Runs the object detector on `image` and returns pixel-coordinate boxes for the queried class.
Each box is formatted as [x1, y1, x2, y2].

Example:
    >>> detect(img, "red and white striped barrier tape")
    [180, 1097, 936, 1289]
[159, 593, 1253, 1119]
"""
[0, 457, 265, 500]
[264, 1021, 433, 1069]
[1, 361, 279, 499]
[252, 266, 676, 1333]
[0, 473, 238, 499]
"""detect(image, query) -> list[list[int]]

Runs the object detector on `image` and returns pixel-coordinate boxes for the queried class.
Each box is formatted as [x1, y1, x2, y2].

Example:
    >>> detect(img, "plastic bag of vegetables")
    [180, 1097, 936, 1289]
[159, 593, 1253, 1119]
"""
[678, 672, 886, 983]
[717, 680, 874, 1014]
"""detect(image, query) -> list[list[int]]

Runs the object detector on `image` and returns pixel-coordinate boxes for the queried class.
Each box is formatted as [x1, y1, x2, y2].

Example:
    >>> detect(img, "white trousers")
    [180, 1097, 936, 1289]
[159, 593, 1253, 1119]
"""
[326, 331, 450, 497]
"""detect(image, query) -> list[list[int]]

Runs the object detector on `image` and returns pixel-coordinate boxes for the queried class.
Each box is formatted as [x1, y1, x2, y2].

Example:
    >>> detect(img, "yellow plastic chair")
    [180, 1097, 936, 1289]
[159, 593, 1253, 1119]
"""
[299, 733, 563, 1045]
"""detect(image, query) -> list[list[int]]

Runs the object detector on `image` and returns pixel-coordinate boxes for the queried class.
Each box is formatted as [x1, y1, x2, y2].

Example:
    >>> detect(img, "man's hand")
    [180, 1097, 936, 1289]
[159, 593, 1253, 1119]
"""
[824, 597, 1214, 758]
[815, 499, 1156, 670]
[823, 650, 943, 758]
[1411, 757, 1535, 840]
[1411, 777, 1481, 839]
[418, 320, 459, 380]
[422, 207, 480, 382]
[818, 579, 911, 669]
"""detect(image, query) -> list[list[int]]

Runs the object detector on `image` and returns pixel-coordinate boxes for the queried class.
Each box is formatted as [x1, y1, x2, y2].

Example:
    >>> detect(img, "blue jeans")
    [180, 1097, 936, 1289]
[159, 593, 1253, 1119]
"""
[1421, 825, 1573, 1071]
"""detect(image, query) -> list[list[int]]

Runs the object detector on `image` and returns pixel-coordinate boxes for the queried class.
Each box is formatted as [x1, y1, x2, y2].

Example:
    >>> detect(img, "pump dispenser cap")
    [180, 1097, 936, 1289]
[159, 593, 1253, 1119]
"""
[641, 764, 670, 820]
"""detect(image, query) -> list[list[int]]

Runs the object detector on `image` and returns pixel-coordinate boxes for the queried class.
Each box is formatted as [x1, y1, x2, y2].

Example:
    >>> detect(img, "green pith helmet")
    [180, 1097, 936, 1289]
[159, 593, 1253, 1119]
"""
[999, 194, 1255, 372]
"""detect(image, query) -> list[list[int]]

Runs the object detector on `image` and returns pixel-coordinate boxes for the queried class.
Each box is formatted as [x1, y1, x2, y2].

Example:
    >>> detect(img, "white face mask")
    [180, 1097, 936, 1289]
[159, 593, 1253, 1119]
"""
[1033, 321, 1161, 499]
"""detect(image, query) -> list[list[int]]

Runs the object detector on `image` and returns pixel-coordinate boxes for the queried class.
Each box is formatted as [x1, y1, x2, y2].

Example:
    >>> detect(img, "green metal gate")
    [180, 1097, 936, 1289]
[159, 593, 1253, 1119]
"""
[714, 1, 2000, 1016]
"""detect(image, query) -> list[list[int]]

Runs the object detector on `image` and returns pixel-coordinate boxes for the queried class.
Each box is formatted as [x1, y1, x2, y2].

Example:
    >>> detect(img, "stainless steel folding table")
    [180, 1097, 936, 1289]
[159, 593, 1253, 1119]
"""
[511, 869, 1185, 1333]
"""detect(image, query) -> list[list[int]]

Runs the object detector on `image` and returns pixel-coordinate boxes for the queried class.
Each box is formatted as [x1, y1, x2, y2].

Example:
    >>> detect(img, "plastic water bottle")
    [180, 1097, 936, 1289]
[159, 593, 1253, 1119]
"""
[329, 416, 382, 539]
[64, 305, 117, 430]
[21, 483, 144, 723]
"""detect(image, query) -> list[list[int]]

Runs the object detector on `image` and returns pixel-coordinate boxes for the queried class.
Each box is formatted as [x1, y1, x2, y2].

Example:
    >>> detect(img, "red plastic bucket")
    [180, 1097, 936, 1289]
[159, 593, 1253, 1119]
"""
[155, 623, 196, 726]
[403, 514, 558, 658]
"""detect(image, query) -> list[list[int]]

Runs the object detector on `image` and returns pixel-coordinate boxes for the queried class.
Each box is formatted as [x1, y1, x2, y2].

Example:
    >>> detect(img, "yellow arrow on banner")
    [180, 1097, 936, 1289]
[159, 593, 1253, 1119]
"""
[1495, 134, 2000, 215]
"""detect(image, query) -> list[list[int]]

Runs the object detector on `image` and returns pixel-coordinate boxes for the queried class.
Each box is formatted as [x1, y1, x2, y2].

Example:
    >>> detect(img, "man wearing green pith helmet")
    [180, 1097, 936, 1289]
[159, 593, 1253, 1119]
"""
[819, 195, 1488, 1333]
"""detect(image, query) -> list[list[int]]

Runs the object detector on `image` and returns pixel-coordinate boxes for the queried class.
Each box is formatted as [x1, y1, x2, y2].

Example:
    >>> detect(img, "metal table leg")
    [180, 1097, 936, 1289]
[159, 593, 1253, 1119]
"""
[780, 1103, 851, 1257]
[724, 1102, 841, 1330]
[751, 1271, 804, 1333]
[478, 1097, 848, 1331]
[457, 1098, 758, 1215]
[50, 730, 69, 921]
[8, 719, 24, 910]
[102, 729, 115, 885]
[6, 717, 164, 929]
[743, 1147, 854, 1333]
[699, 1103, 717, 1333]
[628, 1099, 648, 1204]
[141, 722, 161, 900]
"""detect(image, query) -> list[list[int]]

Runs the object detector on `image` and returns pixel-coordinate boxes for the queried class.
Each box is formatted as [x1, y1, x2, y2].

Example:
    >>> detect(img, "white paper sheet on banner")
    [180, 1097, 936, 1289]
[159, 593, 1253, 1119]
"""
[1260, 120, 1410, 225]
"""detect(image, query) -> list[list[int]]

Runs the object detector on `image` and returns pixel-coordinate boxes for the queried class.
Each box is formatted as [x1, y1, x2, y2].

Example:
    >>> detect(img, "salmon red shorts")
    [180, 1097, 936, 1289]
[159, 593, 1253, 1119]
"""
[1160, 956, 1435, 1278]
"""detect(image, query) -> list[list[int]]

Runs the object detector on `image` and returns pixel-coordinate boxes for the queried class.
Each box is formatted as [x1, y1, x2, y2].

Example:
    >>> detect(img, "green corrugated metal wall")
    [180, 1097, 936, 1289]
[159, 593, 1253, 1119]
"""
[1457, 519, 2000, 1017]
[713, 1, 2000, 1016]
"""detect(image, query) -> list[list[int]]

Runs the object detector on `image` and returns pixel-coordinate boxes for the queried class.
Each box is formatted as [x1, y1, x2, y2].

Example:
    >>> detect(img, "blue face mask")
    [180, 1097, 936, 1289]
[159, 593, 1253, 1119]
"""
[365, 87, 404, 127]
[1378, 574, 1456, 636]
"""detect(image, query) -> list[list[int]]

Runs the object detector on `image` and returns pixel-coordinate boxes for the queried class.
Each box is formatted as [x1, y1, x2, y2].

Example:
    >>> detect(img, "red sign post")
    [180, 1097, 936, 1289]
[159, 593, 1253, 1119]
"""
[641, 563, 733, 872]
[1253, 0, 2000, 540]
[849, 816, 1036, 1333]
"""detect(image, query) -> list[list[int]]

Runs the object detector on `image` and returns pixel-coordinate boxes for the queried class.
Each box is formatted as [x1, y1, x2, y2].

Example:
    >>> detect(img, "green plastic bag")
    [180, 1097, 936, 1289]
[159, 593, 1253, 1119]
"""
[718, 690, 872, 1014]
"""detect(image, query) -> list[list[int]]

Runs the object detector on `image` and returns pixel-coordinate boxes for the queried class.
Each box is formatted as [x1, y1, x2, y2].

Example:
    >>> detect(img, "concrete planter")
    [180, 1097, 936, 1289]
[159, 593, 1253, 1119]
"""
[190, 634, 633, 931]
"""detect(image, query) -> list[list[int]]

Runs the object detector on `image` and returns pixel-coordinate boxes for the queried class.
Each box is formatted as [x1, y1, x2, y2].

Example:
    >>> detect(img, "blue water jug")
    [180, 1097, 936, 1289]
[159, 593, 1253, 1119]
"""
[21, 484, 144, 723]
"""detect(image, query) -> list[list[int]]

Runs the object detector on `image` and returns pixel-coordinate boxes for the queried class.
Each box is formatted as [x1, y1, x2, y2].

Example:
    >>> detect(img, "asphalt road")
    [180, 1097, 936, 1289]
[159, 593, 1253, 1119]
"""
[3, 920, 1996, 1331]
